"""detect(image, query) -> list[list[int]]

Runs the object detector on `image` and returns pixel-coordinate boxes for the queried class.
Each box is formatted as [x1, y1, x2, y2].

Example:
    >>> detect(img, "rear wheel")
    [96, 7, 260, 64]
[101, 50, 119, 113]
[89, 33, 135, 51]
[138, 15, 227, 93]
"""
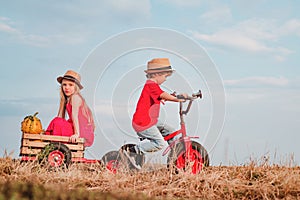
[38, 142, 72, 169]
[101, 151, 122, 173]
[167, 141, 209, 174]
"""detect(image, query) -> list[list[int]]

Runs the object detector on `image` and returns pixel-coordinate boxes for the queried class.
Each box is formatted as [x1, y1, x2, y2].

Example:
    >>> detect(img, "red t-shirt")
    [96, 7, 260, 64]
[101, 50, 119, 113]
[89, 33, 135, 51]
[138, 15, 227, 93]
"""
[132, 80, 164, 132]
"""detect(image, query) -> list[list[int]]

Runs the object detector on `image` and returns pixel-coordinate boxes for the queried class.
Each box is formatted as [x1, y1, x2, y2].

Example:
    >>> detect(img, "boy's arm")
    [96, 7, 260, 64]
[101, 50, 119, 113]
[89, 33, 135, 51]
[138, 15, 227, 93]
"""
[160, 92, 185, 102]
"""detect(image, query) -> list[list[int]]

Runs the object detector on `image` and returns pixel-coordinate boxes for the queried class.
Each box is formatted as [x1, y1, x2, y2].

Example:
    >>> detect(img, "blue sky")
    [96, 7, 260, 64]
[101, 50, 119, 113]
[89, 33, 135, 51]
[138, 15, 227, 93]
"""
[1, 0, 300, 165]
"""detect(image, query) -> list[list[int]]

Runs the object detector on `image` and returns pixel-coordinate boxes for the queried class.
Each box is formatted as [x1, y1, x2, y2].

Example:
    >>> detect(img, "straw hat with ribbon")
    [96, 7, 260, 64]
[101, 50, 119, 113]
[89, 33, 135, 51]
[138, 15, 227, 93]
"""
[57, 70, 83, 89]
[145, 58, 175, 74]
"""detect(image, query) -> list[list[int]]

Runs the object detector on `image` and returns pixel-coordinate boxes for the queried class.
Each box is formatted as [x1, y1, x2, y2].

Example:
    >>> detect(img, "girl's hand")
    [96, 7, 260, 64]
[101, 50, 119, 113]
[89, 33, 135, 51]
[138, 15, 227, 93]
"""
[69, 134, 79, 143]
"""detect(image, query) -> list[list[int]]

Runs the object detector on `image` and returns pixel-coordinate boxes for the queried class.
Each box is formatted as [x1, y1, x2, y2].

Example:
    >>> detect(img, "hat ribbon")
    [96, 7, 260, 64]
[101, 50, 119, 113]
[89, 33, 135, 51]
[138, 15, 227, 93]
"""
[148, 66, 172, 71]
[63, 75, 81, 85]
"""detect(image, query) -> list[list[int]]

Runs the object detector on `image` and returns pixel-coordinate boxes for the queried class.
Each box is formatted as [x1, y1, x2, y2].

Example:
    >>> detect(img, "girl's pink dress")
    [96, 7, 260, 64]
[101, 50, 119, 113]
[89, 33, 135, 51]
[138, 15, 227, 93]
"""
[45, 102, 94, 147]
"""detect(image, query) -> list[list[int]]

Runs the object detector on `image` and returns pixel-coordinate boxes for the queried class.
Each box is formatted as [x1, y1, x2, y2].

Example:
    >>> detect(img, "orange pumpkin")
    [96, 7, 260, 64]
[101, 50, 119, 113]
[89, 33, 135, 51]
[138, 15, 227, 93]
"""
[21, 112, 43, 134]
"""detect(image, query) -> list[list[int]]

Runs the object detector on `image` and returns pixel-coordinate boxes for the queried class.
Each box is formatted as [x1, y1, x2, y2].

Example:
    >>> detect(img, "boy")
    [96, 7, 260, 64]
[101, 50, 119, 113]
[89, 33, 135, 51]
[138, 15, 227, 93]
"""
[126, 58, 185, 169]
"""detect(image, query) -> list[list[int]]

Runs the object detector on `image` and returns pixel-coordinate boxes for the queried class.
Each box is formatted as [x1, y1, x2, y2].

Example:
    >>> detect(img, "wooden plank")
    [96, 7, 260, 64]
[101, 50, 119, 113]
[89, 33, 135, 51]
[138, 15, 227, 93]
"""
[21, 139, 84, 151]
[23, 133, 68, 142]
[22, 139, 48, 148]
[71, 151, 84, 158]
[71, 158, 99, 163]
[22, 133, 84, 143]
[20, 147, 84, 158]
[20, 133, 85, 159]
[64, 143, 84, 151]
[20, 147, 41, 155]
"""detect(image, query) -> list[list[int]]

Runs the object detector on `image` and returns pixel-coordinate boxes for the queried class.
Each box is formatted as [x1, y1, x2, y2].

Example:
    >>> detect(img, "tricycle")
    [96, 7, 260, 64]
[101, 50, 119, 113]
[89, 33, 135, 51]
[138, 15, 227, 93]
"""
[101, 90, 210, 174]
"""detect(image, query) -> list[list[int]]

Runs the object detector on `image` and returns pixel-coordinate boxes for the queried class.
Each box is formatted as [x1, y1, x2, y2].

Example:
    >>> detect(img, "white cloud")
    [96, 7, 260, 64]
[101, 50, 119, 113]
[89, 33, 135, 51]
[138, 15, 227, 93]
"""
[191, 29, 272, 52]
[200, 6, 232, 24]
[106, 0, 151, 19]
[0, 0, 152, 47]
[0, 16, 88, 47]
[190, 18, 293, 60]
[61, 0, 151, 22]
[0, 21, 18, 34]
[224, 76, 289, 88]
[163, 0, 202, 7]
[18, 33, 87, 47]
[279, 19, 300, 37]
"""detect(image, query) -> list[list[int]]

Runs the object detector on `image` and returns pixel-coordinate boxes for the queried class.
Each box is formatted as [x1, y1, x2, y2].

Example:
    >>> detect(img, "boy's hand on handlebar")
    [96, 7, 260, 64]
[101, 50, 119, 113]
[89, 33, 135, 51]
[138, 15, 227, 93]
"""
[167, 90, 202, 102]
[162, 91, 200, 102]
[160, 92, 186, 102]
[176, 93, 188, 102]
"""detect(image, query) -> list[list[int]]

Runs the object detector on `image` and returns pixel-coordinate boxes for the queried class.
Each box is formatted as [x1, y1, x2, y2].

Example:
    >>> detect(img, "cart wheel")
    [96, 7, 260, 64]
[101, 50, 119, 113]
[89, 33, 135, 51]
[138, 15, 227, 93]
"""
[101, 151, 122, 173]
[120, 144, 145, 171]
[39, 142, 72, 168]
[167, 141, 209, 174]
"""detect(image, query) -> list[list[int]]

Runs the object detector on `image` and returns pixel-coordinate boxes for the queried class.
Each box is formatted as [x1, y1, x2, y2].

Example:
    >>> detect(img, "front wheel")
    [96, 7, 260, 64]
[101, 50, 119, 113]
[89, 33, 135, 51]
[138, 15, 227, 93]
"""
[167, 141, 209, 174]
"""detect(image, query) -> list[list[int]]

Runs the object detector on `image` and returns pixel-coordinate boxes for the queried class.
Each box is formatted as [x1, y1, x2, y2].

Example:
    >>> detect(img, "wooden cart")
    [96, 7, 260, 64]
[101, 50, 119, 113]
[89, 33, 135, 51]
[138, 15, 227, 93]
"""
[20, 133, 100, 167]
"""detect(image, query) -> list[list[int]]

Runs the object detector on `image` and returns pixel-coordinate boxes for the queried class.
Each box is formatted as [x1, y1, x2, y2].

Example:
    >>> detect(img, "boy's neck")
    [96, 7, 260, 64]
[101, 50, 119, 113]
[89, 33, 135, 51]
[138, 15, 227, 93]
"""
[149, 78, 158, 83]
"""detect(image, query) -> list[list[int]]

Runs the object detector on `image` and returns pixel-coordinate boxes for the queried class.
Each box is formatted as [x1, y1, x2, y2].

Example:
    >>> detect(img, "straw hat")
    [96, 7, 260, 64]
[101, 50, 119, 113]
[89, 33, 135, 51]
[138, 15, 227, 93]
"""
[57, 70, 83, 89]
[145, 58, 175, 74]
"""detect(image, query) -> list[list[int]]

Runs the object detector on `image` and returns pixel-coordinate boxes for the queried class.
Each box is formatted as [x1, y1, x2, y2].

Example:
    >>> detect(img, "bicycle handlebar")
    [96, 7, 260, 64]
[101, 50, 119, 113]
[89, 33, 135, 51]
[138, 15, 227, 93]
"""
[176, 90, 202, 101]
[173, 90, 202, 116]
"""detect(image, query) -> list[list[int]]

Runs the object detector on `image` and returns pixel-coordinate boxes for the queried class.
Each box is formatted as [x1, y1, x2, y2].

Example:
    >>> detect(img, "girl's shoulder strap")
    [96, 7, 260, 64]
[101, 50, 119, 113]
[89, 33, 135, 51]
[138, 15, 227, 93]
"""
[70, 93, 83, 105]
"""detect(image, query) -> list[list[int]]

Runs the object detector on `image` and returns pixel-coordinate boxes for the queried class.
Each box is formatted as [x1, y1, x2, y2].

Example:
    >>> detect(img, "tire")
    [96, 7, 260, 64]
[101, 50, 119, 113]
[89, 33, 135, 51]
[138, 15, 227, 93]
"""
[101, 151, 122, 173]
[167, 141, 209, 174]
[120, 144, 145, 171]
[38, 142, 72, 169]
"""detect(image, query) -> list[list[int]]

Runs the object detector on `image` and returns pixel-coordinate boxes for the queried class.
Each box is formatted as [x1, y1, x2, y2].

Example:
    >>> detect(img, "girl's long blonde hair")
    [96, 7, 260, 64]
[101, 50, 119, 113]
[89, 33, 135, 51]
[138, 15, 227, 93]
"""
[57, 84, 95, 130]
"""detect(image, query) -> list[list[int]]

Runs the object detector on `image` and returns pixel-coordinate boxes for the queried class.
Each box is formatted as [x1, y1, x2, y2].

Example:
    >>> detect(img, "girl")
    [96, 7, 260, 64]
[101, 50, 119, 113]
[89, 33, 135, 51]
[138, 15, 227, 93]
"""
[45, 70, 95, 147]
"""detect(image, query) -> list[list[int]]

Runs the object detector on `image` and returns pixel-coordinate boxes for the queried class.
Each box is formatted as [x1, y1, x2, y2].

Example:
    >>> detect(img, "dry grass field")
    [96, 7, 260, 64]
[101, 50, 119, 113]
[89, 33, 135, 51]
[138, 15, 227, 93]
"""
[1, 156, 300, 200]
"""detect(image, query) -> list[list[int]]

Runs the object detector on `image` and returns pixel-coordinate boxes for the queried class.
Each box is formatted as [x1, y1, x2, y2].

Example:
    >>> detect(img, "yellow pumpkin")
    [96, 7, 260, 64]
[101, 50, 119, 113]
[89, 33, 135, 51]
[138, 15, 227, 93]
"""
[21, 112, 43, 134]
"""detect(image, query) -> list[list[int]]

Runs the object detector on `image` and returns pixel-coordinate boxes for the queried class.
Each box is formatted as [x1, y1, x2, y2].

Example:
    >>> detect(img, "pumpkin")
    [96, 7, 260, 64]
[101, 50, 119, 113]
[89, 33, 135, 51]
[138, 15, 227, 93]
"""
[21, 112, 43, 134]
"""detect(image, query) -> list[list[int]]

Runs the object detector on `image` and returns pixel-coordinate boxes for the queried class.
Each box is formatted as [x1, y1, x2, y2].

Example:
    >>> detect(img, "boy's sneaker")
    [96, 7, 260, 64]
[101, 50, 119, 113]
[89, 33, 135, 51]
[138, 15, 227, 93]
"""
[131, 145, 142, 155]
[122, 149, 142, 170]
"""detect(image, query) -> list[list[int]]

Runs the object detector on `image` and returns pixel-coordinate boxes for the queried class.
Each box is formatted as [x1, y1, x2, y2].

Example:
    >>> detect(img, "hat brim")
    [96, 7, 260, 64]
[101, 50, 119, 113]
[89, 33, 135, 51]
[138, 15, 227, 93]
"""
[144, 69, 175, 74]
[57, 76, 83, 89]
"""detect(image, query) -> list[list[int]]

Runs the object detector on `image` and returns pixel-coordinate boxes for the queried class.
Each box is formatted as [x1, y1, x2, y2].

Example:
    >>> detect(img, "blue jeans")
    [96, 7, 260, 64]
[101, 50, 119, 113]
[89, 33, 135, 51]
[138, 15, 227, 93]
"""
[136, 121, 176, 153]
